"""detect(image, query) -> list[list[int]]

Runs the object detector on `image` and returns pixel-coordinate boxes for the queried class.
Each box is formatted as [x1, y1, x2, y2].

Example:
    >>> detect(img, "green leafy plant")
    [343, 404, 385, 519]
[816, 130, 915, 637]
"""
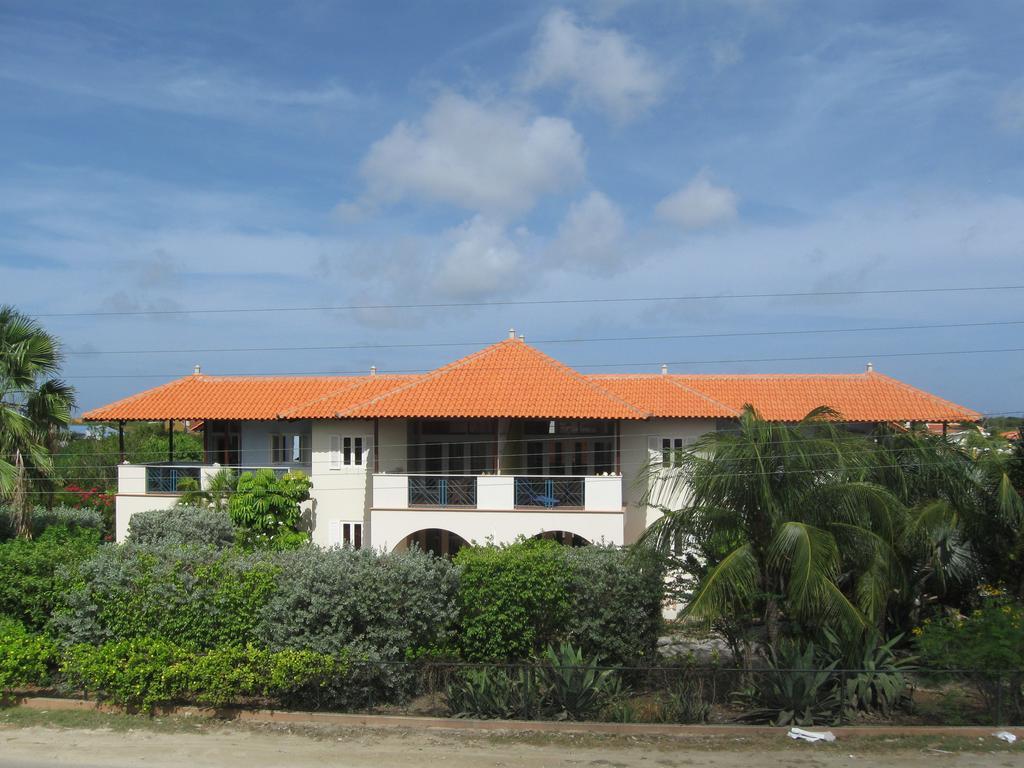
[822, 630, 914, 716]
[60, 637, 190, 712]
[176, 468, 237, 513]
[736, 641, 841, 726]
[229, 469, 311, 548]
[0, 523, 100, 629]
[0, 620, 58, 693]
[540, 642, 620, 720]
[915, 592, 1024, 722]
[453, 539, 571, 661]
[661, 679, 712, 723]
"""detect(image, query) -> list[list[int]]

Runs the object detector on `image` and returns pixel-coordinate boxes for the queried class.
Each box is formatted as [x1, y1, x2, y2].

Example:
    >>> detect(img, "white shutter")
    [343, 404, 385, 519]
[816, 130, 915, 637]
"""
[647, 436, 661, 462]
[329, 521, 342, 546]
[329, 435, 342, 470]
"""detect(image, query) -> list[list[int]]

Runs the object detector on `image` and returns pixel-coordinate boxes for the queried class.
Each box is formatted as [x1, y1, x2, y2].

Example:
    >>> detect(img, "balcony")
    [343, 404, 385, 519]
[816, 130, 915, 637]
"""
[118, 462, 305, 496]
[372, 473, 622, 513]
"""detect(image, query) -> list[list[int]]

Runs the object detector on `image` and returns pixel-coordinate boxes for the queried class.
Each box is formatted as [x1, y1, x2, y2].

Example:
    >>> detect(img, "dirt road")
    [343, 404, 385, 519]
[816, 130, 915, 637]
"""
[2, 723, 1023, 768]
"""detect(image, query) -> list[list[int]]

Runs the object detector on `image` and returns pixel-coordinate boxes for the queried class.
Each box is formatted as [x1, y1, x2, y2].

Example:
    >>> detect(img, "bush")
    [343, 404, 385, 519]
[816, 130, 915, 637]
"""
[453, 540, 664, 663]
[454, 539, 571, 661]
[61, 637, 188, 711]
[563, 545, 664, 665]
[0, 524, 101, 629]
[0, 505, 104, 541]
[52, 544, 278, 648]
[915, 593, 1024, 721]
[0, 620, 58, 693]
[259, 546, 458, 659]
[126, 506, 236, 548]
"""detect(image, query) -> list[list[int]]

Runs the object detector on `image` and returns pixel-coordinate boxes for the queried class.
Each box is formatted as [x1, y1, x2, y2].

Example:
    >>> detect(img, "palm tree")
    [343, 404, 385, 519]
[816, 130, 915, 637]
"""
[641, 406, 905, 654]
[0, 306, 76, 538]
[175, 467, 237, 512]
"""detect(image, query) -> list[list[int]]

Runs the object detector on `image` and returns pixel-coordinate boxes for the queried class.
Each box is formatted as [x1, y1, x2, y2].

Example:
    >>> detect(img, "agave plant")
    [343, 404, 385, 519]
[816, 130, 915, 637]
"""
[446, 666, 532, 719]
[822, 630, 914, 716]
[736, 641, 841, 727]
[540, 642, 620, 720]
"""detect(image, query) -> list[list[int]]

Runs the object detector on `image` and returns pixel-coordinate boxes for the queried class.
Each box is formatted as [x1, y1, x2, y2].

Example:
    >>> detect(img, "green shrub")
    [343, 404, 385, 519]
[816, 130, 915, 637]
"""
[563, 545, 664, 665]
[0, 524, 101, 629]
[259, 546, 458, 658]
[126, 506, 236, 548]
[915, 594, 1024, 721]
[60, 637, 189, 711]
[454, 539, 571, 661]
[0, 620, 58, 693]
[267, 647, 353, 709]
[0, 505, 104, 541]
[52, 544, 278, 648]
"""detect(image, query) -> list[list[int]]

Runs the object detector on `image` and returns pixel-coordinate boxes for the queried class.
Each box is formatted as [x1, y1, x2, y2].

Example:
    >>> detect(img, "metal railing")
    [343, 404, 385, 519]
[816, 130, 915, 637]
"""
[142, 463, 295, 493]
[144, 465, 202, 493]
[408, 475, 478, 507]
[514, 476, 585, 508]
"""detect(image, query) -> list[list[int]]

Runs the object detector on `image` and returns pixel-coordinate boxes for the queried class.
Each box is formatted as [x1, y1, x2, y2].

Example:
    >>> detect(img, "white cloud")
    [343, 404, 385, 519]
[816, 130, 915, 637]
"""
[995, 82, 1024, 134]
[434, 216, 525, 298]
[551, 191, 627, 269]
[522, 9, 665, 122]
[357, 93, 585, 215]
[655, 171, 738, 230]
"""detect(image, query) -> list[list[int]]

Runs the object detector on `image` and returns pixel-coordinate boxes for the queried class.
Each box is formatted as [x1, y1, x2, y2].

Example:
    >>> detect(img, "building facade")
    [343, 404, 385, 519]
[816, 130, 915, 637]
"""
[84, 334, 980, 550]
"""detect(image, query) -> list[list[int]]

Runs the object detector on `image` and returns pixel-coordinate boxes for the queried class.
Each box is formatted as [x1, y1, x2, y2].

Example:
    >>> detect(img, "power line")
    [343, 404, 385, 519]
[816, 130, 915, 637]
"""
[59, 345, 1024, 379]
[34, 284, 1024, 318]
[61, 319, 1024, 357]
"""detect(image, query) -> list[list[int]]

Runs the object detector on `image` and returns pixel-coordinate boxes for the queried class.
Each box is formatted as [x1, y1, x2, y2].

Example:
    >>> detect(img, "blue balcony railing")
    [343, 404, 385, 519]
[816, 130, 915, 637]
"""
[514, 477, 585, 508]
[408, 475, 477, 507]
[145, 465, 202, 494]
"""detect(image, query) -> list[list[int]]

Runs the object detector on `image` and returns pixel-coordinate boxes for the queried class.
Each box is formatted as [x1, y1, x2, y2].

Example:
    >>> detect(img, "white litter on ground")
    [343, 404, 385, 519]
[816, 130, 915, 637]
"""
[993, 731, 1017, 744]
[787, 727, 837, 743]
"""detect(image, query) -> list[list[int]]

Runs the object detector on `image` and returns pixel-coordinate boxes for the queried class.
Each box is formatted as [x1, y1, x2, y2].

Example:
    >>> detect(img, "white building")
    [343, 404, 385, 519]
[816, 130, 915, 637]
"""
[83, 334, 980, 550]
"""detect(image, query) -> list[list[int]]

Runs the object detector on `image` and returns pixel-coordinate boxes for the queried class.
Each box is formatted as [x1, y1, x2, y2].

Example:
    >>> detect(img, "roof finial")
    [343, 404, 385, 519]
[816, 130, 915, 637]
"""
[193, 364, 201, 375]
[508, 327, 516, 340]
[370, 365, 377, 376]
[661, 363, 668, 375]
[866, 361, 874, 372]
[518, 333, 525, 342]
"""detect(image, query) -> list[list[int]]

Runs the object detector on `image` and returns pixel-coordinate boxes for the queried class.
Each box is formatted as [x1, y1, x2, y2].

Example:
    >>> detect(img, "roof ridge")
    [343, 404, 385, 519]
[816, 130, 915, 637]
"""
[865, 371, 981, 421]
[521, 343, 651, 418]
[661, 377, 742, 417]
[331, 340, 512, 417]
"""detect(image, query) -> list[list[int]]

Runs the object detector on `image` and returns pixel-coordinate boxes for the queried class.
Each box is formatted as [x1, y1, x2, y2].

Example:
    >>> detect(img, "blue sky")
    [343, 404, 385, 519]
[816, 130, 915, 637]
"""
[2, 0, 1022, 416]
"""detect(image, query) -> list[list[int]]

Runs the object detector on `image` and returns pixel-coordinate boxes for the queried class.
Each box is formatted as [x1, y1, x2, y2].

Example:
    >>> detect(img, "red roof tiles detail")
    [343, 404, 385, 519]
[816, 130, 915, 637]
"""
[81, 340, 980, 424]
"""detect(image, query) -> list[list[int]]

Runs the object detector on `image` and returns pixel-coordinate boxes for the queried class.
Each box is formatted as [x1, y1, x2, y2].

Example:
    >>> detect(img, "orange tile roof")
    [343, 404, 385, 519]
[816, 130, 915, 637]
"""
[336, 339, 647, 419]
[662, 372, 980, 423]
[81, 339, 981, 424]
[82, 375, 413, 421]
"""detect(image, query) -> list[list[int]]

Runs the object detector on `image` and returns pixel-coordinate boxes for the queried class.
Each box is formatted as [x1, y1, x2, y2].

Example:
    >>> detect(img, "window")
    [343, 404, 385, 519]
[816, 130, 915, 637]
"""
[593, 440, 613, 474]
[662, 437, 685, 468]
[354, 437, 363, 466]
[332, 435, 365, 467]
[272, 433, 310, 464]
[205, 420, 241, 465]
[343, 523, 363, 549]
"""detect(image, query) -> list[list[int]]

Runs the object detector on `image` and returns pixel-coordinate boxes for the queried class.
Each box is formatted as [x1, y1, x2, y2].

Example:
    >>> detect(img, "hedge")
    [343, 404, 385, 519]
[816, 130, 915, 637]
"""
[454, 540, 664, 664]
[51, 543, 278, 648]
[126, 506, 236, 548]
[0, 618, 58, 692]
[0, 524, 101, 630]
[0, 505, 104, 541]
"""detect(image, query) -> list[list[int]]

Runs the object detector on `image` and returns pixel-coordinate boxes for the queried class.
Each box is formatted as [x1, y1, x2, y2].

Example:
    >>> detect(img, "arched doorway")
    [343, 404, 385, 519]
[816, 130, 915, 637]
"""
[398, 528, 469, 557]
[532, 530, 591, 547]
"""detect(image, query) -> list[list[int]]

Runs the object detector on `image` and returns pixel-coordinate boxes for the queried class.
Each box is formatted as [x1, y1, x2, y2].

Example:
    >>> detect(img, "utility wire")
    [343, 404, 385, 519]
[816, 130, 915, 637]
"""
[61, 319, 1024, 357]
[34, 284, 1024, 318]
[59, 345, 1024, 379]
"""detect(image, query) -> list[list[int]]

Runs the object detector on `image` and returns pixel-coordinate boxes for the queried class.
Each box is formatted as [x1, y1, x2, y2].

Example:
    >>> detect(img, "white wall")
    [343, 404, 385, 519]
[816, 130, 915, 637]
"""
[619, 418, 715, 544]
[309, 419, 374, 546]
[371, 508, 624, 552]
[377, 419, 407, 473]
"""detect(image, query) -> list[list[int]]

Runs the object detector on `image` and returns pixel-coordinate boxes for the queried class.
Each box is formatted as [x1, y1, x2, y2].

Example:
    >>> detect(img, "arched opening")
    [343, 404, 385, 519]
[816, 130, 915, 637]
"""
[397, 528, 469, 558]
[531, 530, 591, 547]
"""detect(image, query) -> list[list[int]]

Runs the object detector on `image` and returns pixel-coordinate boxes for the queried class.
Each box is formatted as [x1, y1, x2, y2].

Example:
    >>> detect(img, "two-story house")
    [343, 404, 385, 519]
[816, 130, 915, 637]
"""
[83, 332, 980, 551]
